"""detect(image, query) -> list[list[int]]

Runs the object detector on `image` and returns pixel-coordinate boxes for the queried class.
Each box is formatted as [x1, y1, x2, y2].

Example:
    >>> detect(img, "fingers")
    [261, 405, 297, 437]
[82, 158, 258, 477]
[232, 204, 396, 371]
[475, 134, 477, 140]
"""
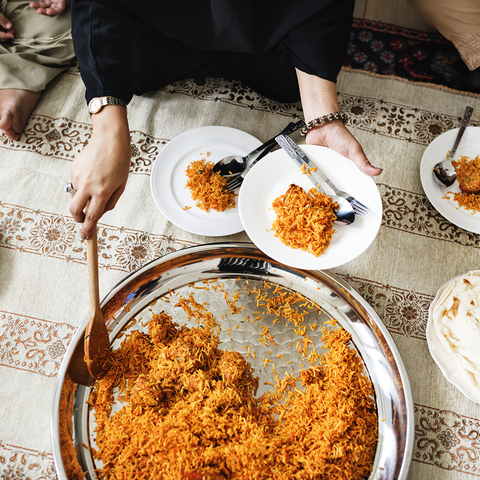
[1, 127, 20, 142]
[104, 185, 126, 213]
[69, 190, 88, 224]
[69, 191, 106, 240]
[81, 196, 106, 240]
[0, 13, 12, 30]
[359, 161, 383, 177]
[68, 182, 126, 240]
[0, 13, 14, 41]
[29, 1, 49, 14]
[30, 1, 65, 16]
[32, 7, 57, 16]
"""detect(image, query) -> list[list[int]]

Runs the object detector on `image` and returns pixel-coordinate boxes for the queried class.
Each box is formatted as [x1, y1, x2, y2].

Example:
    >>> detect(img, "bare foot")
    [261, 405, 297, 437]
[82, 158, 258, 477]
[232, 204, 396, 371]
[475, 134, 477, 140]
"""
[0, 89, 42, 141]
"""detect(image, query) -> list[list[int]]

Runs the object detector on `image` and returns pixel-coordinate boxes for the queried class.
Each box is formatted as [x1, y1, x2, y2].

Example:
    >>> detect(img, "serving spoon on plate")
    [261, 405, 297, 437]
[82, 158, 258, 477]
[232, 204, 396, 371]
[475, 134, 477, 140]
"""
[433, 106, 474, 188]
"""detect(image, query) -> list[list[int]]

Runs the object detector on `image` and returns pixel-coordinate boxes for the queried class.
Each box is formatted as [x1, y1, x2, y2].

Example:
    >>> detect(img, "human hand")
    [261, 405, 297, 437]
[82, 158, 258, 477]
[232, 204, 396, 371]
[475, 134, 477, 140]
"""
[0, 13, 15, 42]
[305, 121, 382, 177]
[295, 69, 382, 177]
[29, 0, 68, 16]
[69, 107, 131, 240]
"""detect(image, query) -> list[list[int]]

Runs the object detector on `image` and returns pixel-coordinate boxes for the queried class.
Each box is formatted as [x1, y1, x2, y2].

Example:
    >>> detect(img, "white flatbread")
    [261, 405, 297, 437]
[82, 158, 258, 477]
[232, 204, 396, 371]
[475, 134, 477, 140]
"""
[433, 271, 480, 394]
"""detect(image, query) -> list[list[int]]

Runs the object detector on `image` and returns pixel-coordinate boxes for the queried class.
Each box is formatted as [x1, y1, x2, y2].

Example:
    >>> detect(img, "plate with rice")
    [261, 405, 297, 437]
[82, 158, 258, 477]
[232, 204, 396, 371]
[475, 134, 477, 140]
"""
[150, 126, 261, 236]
[420, 126, 480, 234]
[238, 145, 383, 270]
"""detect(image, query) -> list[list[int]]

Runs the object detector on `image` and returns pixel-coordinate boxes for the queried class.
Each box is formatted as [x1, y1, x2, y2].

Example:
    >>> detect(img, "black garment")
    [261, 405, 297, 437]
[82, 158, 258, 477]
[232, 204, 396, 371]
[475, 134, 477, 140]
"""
[71, 0, 354, 104]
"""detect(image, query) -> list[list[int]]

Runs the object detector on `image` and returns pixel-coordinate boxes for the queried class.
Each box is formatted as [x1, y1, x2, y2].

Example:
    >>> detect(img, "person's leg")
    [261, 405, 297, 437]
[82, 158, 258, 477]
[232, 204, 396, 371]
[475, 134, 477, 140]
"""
[130, 28, 299, 103]
[184, 48, 300, 103]
[0, 89, 42, 141]
[408, 0, 480, 70]
[0, 0, 74, 141]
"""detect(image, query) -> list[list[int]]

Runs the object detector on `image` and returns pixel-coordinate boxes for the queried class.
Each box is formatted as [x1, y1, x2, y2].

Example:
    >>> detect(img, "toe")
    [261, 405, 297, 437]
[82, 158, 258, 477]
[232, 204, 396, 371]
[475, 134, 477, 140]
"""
[3, 127, 19, 142]
[0, 110, 13, 131]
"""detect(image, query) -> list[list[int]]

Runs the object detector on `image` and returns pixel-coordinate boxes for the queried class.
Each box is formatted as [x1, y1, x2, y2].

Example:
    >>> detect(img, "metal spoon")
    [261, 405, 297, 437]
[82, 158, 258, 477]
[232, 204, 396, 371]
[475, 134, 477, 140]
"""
[213, 120, 305, 177]
[330, 194, 356, 225]
[433, 106, 474, 187]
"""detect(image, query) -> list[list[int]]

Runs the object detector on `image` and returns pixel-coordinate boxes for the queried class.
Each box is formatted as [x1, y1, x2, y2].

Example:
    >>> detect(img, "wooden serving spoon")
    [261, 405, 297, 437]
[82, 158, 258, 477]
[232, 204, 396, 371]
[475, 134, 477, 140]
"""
[84, 224, 111, 379]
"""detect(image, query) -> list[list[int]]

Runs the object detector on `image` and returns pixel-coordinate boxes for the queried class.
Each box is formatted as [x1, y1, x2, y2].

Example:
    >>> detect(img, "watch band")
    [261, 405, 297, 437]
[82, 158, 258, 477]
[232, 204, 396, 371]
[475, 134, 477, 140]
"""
[88, 96, 127, 114]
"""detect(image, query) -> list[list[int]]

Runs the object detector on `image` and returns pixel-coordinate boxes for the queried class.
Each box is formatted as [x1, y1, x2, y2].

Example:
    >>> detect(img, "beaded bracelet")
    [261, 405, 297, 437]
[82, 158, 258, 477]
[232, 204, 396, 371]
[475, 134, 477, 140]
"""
[300, 112, 348, 137]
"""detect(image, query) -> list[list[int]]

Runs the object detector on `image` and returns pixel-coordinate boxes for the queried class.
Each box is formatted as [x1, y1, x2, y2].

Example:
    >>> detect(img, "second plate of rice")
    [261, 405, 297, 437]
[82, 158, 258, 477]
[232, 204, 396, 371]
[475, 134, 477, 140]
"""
[420, 126, 480, 234]
[238, 145, 383, 270]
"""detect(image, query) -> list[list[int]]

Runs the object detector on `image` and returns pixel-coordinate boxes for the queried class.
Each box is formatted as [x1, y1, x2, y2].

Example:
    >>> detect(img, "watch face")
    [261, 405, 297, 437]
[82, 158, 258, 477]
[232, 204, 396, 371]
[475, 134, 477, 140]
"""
[89, 98, 102, 114]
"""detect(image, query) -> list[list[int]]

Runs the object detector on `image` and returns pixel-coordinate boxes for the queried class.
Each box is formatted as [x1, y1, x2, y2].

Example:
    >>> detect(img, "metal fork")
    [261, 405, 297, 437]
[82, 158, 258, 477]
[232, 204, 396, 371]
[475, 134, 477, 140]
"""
[320, 176, 368, 217]
[225, 120, 305, 191]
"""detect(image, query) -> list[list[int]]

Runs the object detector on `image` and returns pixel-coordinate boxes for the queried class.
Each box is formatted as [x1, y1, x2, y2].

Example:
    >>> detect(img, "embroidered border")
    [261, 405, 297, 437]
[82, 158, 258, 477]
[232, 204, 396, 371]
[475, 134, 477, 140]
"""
[2, 87, 478, 176]
[0, 442, 56, 480]
[414, 404, 480, 476]
[0, 202, 198, 273]
[336, 273, 432, 340]
[0, 311, 76, 377]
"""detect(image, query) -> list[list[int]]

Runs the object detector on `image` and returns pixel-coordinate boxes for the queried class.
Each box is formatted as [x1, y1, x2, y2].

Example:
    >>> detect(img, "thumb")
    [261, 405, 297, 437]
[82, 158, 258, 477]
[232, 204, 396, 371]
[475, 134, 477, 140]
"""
[353, 152, 383, 177]
[0, 13, 12, 30]
[345, 136, 383, 177]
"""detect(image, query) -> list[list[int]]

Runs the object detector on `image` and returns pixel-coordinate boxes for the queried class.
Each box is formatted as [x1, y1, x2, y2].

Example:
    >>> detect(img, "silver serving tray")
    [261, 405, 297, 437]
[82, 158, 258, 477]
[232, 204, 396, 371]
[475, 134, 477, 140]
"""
[51, 243, 414, 480]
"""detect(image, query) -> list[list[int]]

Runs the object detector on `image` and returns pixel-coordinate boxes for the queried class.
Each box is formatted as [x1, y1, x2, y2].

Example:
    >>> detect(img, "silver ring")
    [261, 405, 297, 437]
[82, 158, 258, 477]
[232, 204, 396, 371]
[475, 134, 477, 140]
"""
[64, 182, 76, 195]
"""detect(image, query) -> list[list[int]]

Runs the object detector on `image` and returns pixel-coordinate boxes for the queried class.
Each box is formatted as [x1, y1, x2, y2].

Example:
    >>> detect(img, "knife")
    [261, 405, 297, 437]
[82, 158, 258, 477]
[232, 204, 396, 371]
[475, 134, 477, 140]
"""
[275, 134, 329, 193]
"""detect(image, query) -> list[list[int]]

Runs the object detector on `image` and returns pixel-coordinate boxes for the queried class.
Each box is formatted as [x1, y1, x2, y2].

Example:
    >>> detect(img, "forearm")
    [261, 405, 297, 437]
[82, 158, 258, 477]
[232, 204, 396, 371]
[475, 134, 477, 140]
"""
[70, 105, 131, 239]
[90, 104, 130, 142]
[296, 69, 340, 121]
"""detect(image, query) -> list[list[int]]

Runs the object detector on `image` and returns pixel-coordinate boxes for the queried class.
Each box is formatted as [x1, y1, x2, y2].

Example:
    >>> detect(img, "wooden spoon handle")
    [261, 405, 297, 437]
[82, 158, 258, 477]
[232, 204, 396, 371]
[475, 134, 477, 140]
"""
[86, 226, 101, 313]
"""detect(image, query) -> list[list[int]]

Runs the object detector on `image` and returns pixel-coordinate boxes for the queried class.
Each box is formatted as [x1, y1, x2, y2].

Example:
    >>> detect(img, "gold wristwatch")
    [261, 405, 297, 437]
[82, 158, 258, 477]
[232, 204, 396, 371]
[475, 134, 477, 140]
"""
[88, 96, 127, 114]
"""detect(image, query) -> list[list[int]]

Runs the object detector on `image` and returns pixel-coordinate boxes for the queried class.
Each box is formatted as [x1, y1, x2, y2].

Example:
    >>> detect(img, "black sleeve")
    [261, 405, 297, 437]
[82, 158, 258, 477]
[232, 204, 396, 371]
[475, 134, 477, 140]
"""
[71, 0, 143, 104]
[280, 0, 354, 83]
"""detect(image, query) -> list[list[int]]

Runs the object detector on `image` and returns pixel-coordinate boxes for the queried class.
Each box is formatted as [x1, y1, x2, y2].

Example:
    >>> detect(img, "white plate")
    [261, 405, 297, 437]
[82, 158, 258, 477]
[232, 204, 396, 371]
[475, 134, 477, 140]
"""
[150, 126, 261, 236]
[420, 126, 480, 234]
[426, 273, 480, 404]
[238, 145, 383, 270]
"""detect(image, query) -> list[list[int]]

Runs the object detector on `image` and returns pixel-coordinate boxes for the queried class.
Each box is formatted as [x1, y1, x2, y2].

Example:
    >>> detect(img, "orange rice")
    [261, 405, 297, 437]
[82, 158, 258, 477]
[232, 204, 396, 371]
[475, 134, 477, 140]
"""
[271, 184, 337, 257]
[450, 155, 480, 213]
[89, 285, 378, 480]
[185, 158, 236, 212]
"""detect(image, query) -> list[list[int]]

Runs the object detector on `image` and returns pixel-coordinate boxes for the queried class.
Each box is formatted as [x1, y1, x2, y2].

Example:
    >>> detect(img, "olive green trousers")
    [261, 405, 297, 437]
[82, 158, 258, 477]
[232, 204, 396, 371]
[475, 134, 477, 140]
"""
[0, 0, 75, 91]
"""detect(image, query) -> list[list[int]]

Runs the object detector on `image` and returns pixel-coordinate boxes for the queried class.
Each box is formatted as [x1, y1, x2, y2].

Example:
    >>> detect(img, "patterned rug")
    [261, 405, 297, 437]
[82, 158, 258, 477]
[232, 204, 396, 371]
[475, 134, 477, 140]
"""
[346, 18, 479, 94]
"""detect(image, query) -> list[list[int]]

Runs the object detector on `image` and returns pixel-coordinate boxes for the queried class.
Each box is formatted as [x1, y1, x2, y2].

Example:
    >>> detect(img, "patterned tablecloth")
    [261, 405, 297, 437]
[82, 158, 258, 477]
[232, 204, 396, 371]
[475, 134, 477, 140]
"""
[1, 59, 479, 479]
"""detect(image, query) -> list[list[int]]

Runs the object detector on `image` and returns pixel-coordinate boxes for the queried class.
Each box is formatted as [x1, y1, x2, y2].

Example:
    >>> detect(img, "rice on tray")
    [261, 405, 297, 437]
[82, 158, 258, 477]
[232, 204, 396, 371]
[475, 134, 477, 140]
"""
[88, 281, 378, 480]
